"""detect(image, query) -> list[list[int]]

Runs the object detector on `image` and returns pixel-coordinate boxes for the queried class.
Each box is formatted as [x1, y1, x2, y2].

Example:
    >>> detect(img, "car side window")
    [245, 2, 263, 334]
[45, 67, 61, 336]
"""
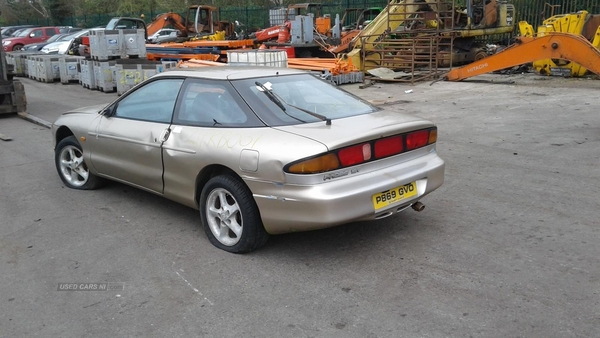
[45, 28, 56, 37]
[31, 29, 42, 38]
[114, 79, 184, 123]
[174, 79, 263, 128]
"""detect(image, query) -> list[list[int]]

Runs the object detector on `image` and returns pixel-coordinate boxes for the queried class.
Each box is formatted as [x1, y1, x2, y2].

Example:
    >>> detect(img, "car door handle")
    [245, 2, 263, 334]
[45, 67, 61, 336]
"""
[159, 128, 171, 143]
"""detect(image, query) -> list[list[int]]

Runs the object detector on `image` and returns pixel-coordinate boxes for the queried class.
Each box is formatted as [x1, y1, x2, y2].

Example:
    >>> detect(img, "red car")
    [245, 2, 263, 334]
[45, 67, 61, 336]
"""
[3, 26, 61, 51]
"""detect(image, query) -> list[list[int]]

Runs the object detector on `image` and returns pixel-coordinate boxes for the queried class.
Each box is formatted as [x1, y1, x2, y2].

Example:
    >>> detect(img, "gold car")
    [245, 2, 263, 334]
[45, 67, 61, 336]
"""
[52, 67, 445, 253]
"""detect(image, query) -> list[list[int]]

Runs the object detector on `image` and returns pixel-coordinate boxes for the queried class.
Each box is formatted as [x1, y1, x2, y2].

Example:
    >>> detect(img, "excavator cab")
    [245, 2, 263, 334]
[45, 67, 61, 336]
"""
[454, 0, 513, 29]
[185, 5, 235, 38]
[185, 5, 216, 34]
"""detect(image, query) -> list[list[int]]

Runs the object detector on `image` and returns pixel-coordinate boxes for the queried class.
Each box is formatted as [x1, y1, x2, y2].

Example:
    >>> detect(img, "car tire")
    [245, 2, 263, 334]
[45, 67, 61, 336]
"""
[12, 44, 23, 51]
[55, 136, 104, 190]
[200, 175, 269, 253]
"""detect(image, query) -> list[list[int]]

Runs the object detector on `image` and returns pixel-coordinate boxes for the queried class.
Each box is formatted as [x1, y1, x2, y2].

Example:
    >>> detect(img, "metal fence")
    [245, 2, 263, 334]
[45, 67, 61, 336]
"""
[12, 0, 600, 39]
[508, 0, 600, 29]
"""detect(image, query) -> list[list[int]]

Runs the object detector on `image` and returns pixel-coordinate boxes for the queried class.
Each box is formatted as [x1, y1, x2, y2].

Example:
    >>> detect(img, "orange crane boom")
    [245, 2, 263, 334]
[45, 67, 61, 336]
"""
[146, 12, 187, 37]
[445, 33, 600, 81]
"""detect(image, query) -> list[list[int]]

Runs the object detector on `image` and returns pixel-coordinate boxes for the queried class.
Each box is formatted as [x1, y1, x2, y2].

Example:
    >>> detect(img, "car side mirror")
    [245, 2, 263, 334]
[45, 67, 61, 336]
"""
[29, 33, 35, 38]
[102, 104, 116, 117]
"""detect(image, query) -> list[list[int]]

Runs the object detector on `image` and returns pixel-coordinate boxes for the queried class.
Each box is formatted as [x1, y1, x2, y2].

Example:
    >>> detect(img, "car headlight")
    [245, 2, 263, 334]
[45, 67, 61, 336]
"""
[2, 41, 11, 46]
[43, 47, 59, 54]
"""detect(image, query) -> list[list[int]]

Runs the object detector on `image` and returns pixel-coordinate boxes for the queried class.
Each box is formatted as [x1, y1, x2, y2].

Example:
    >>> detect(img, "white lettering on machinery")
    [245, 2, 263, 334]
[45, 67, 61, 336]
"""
[467, 63, 489, 73]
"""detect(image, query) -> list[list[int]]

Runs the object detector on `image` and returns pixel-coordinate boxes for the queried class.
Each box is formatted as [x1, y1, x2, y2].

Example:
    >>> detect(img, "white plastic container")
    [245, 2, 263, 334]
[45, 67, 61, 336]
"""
[114, 60, 174, 95]
[94, 60, 117, 92]
[35, 55, 62, 83]
[89, 29, 147, 60]
[60, 56, 84, 84]
[26, 55, 38, 79]
[226, 50, 288, 68]
[13, 53, 28, 77]
[79, 58, 96, 89]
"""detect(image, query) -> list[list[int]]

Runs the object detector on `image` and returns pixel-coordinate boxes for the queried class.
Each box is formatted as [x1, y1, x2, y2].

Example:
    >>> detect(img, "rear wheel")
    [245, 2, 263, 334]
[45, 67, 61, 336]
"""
[55, 136, 104, 190]
[200, 175, 268, 253]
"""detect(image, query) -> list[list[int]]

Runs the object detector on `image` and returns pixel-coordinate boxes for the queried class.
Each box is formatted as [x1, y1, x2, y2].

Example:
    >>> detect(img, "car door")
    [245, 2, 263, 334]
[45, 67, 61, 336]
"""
[161, 78, 264, 206]
[43, 28, 57, 40]
[29, 28, 43, 42]
[89, 78, 184, 193]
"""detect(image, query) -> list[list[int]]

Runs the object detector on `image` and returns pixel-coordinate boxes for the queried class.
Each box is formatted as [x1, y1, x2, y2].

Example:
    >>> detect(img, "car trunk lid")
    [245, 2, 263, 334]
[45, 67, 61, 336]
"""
[272, 110, 434, 150]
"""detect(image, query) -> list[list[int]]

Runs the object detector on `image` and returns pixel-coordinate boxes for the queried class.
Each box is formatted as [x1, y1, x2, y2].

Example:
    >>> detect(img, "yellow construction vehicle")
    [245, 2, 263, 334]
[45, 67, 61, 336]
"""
[343, 0, 515, 72]
[519, 10, 600, 76]
[444, 32, 600, 81]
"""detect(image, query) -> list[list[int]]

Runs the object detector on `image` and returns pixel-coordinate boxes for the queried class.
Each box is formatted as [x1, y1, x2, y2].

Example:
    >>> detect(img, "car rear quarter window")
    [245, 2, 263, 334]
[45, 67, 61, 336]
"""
[173, 78, 264, 128]
[114, 79, 184, 123]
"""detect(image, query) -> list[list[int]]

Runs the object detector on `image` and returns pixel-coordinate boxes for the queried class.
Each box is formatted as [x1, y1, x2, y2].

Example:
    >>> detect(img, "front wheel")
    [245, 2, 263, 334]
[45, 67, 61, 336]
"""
[200, 175, 268, 253]
[55, 136, 104, 190]
[12, 44, 23, 51]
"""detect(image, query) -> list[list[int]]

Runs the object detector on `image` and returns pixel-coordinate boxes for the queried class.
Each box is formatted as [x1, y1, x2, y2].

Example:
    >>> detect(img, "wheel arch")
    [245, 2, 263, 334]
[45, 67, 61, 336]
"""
[54, 126, 74, 149]
[194, 164, 246, 207]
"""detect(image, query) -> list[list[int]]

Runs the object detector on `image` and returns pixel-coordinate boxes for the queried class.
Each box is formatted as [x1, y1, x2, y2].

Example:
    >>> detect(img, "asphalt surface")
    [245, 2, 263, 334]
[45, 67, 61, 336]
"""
[0, 74, 599, 337]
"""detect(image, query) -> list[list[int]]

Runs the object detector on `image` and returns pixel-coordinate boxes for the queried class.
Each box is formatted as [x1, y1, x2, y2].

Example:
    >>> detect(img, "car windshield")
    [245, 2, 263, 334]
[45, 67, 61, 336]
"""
[61, 30, 86, 40]
[231, 74, 377, 126]
[46, 34, 64, 43]
[16, 29, 33, 37]
[58, 33, 76, 41]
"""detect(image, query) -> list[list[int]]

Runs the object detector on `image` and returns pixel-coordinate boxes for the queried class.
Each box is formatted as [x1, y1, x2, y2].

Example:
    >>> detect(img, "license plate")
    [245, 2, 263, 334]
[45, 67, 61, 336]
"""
[372, 182, 418, 210]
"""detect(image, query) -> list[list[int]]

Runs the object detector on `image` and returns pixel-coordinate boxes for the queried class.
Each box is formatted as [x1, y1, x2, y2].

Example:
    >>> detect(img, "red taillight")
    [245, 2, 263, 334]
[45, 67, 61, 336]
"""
[285, 127, 437, 174]
[374, 135, 403, 159]
[406, 130, 430, 150]
[338, 143, 371, 166]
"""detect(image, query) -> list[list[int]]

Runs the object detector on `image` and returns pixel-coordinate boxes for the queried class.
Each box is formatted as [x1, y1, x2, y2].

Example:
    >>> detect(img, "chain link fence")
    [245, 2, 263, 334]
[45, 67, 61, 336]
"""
[12, 0, 600, 39]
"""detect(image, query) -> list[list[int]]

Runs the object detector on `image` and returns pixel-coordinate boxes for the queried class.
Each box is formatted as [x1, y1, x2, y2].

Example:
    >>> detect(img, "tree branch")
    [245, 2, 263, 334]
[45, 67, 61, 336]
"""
[28, 0, 50, 18]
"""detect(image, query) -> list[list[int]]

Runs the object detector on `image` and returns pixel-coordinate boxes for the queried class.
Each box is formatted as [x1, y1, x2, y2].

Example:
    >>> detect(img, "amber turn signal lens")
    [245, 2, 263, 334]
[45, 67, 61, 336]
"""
[428, 128, 437, 144]
[288, 153, 340, 174]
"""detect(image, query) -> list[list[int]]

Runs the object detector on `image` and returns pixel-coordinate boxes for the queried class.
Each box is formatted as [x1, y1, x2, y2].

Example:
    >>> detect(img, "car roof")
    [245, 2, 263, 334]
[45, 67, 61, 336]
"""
[20, 26, 59, 33]
[3, 25, 39, 29]
[155, 67, 306, 80]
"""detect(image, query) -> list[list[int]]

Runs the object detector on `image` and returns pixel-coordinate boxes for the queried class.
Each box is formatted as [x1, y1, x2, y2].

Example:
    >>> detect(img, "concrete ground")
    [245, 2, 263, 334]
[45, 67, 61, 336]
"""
[0, 73, 598, 337]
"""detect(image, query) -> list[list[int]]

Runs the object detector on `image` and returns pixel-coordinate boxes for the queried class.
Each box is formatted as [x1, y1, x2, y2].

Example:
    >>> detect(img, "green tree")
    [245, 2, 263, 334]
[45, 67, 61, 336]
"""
[48, 0, 74, 25]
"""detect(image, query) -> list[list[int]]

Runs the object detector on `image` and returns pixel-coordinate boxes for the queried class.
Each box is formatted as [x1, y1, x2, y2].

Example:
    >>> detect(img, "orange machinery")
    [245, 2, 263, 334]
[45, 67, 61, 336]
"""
[146, 5, 236, 42]
[444, 32, 600, 81]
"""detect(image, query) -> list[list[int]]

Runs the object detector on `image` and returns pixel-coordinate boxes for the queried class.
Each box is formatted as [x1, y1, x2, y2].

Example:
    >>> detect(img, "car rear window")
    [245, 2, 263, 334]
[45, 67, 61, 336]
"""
[231, 74, 377, 126]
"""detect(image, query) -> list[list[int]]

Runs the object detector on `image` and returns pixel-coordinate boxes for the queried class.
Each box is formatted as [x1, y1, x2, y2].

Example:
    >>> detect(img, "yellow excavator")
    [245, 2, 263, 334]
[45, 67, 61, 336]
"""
[343, 0, 515, 71]
[443, 9, 600, 82]
[519, 10, 600, 76]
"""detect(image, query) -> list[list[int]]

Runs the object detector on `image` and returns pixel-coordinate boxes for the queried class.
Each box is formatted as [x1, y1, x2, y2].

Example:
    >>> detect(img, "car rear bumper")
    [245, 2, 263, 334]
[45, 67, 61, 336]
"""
[246, 151, 445, 234]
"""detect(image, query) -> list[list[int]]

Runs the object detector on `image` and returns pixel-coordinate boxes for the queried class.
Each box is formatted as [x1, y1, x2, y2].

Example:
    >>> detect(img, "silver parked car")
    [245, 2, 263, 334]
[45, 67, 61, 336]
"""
[52, 67, 445, 253]
[148, 28, 177, 43]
